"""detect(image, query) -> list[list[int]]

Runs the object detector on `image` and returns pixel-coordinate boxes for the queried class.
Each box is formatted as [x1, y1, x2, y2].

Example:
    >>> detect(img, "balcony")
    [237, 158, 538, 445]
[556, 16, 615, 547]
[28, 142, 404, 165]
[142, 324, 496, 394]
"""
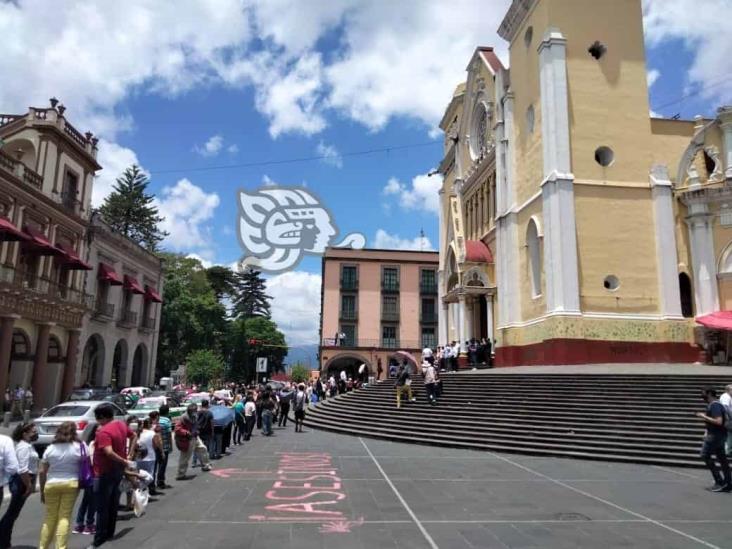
[381, 281, 400, 293]
[139, 316, 156, 332]
[420, 312, 438, 323]
[117, 310, 138, 329]
[339, 309, 357, 321]
[0, 264, 93, 323]
[321, 337, 420, 349]
[340, 278, 358, 291]
[381, 310, 400, 322]
[0, 149, 43, 190]
[60, 190, 82, 214]
[93, 302, 115, 321]
[420, 281, 437, 294]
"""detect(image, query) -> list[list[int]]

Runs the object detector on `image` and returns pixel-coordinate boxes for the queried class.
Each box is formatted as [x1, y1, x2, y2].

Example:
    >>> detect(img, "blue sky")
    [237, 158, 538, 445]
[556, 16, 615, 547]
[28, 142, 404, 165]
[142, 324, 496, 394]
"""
[1, 0, 730, 346]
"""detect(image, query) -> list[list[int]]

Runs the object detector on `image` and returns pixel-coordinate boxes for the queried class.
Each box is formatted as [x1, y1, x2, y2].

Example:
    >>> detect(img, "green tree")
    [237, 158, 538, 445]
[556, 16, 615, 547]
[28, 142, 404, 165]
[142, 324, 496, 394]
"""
[156, 253, 229, 379]
[206, 265, 237, 301]
[233, 266, 271, 319]
[290, 364, 310, 384]
[229, 316, 287, 382]
[185, 349, 225, 387]
[99, 165, 168, 251]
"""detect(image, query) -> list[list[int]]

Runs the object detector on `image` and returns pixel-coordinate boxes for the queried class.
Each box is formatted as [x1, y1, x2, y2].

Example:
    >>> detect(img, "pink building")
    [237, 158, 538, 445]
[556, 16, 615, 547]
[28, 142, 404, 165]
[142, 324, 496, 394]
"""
[319, 247, 439, 379]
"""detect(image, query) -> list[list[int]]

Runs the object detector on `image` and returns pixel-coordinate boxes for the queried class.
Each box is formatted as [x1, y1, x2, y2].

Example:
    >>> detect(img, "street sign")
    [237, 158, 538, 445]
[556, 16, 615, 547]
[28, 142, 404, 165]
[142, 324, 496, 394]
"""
[256, 357, 268, 373]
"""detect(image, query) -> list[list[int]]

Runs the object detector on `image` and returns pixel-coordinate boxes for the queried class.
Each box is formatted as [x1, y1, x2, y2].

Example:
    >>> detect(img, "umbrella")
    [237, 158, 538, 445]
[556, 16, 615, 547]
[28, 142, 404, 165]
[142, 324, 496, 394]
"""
[393, 350, 420, 371]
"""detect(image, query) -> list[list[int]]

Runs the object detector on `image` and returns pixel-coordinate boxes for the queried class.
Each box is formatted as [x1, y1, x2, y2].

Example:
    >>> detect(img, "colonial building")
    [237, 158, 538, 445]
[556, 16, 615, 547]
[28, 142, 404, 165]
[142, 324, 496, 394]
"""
[0, 100, 163, 408]
[319, 247, 439, 377]
[78, 212, 163, 390]
[438, 0, 732, 366]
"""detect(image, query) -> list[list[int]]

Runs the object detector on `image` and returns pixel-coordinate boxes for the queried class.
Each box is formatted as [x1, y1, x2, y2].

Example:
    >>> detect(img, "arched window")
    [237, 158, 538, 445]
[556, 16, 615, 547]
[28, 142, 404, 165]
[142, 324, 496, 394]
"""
[11, 330, 30, 359]
[526, 219, 542, 298]
[679, 273, 693, 318]
[48, 336, 62, 362]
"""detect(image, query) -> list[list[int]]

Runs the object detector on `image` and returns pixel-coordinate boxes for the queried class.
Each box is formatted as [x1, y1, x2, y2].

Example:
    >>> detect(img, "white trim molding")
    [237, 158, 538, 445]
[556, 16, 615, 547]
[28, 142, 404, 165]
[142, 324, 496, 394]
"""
[685, 201, 720, 316]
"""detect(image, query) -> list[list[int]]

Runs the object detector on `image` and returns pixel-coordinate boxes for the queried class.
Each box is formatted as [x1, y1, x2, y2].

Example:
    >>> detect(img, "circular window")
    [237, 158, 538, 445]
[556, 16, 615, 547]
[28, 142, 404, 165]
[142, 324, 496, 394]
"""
[595, 146, 614, 167]
[526, 104, 535, 134]
[524, 26, 533, 48]
[603, 275, 620, 291]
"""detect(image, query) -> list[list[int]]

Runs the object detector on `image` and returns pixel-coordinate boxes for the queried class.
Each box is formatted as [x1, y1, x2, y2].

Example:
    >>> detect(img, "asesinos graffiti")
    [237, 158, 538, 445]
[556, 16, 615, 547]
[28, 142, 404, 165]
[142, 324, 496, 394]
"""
[248, 452, 364, 533]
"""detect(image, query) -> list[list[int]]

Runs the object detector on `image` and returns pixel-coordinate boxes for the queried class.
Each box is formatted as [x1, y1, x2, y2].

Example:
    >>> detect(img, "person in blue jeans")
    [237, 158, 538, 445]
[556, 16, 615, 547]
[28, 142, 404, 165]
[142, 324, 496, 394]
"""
[73, 425, 99, 535]
[697, 387, 732, 492]
[261, 390, 275, 436]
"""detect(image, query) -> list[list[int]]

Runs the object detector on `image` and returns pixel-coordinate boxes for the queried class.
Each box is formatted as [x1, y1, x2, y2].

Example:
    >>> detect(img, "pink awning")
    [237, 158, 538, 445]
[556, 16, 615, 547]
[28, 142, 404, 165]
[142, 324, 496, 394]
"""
[22, 225, 61, 255]
[144, 285, 163, 303]
[55, 243, 92, 271]
[98, 263, 123, 285]
[124, 275, 144, 295]
[0, 217, 28, 242]
[465, 240, 493, 263]
[696, 311, 732, 330]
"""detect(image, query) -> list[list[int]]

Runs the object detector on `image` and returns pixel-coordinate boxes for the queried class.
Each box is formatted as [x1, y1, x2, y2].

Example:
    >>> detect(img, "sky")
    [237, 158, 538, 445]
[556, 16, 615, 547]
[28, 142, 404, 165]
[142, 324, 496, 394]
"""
[1, 0, 731, 350]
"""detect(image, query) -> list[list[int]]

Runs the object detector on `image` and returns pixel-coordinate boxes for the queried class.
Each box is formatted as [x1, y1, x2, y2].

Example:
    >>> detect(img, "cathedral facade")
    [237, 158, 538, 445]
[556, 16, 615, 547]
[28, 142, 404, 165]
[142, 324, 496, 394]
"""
[438, 0, 732, 366]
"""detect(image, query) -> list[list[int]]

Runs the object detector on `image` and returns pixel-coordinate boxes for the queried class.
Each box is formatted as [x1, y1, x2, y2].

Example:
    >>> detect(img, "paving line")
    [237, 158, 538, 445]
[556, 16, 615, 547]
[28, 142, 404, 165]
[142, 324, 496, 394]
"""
[651, 465, 703, 479]
[485, 451, 722, 549]
[359, 437, 439, 549]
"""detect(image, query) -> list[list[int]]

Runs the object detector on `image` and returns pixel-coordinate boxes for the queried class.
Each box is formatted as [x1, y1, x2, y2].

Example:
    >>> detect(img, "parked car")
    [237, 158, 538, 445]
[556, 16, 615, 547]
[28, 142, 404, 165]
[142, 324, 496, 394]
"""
[121, 386, 151, 398]
[33, 400, 128, 453]
[127, 396, 186, 420]
[67, 388, 133, 411]
[182, 392, 211, 406]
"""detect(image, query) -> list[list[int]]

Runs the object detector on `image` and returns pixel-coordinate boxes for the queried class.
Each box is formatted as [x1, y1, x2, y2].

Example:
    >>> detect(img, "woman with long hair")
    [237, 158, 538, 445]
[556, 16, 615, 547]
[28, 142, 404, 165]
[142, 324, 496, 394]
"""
[0, 422, 38, 548]
[38, 421, 85, 549]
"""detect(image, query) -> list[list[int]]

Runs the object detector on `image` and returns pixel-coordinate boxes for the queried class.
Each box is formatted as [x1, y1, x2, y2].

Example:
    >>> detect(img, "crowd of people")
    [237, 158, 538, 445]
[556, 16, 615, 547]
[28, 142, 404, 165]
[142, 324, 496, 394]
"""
[0, 380, 314, 548]
[2, 386, 34, 417]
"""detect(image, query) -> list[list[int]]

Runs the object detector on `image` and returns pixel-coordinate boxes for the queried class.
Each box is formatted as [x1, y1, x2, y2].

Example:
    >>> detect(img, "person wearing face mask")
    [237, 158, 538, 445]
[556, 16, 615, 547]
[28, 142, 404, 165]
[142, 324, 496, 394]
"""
[175, 403, 211, 480]
[0, 422, 38, 549]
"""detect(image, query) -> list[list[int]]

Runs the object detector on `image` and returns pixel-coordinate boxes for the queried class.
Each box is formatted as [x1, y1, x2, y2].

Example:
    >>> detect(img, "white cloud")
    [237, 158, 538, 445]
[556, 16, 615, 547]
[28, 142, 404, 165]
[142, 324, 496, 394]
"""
[373, 229, 433, 251]
[644, 0, 732, 106]
[316, 141, 343, 168]
[227, 144, 239, 154]
[646, 69, 661, 88]
[266, 271, 322, 345]
[193, 134, 224, 157]
[92, 140, 143, 207]
[186, 253, 213, 269]
[155, 178, 220, 258]
[262, 174, 278, 187]
[382, 173, 442, 215]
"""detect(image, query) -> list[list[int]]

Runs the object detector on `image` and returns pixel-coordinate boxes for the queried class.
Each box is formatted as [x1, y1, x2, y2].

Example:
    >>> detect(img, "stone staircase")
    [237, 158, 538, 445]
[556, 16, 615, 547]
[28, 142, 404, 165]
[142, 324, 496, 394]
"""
[304, 373, 732, 467]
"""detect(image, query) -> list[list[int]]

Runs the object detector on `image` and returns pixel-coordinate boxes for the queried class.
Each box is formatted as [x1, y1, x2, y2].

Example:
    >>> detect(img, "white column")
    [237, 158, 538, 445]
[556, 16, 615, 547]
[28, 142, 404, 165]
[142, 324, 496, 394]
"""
[457, 294, 467, 353]
[439, 301, 449, 345]
[650, 165, 682, 318]
[538, 27, 580, 314]
[718, 107, 732, 179]
[465, 296, 474, 342]
[686, 202, 719, 316]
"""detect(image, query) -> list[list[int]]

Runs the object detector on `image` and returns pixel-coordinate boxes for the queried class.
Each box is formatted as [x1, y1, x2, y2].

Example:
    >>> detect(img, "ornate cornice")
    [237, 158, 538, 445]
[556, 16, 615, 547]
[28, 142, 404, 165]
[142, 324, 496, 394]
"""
[498, 0, 537, 42]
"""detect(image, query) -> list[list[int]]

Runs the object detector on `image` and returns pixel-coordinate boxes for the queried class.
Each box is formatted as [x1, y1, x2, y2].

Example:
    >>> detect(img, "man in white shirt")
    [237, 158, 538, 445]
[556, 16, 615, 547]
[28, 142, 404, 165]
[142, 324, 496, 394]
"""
[721, 384, 732, 456]
[0, 433, 20, 509]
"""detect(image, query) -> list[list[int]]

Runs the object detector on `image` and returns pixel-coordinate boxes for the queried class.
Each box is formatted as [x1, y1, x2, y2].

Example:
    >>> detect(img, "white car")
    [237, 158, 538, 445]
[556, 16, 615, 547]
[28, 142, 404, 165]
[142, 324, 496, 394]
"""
[121, 386, 151, 398]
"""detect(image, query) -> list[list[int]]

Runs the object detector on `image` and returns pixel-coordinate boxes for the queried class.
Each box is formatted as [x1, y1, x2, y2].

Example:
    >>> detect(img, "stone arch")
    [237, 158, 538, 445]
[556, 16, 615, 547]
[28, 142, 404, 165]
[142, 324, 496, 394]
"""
[718, 240, 732, 275]
[47, 335, 63, 363]
[112, 339, 128, 390]
[81, 334, 105, 387]
[1, 138, 37, 171]
[446, 244, 459, 291]
[679, 272, 694, 318]
[464, 266, 489, 287]
[526, 217, 542, 298]
[675, 119, 716, 187]
[323, 353, 371, 379]
[131, 343, 148, 387]
[8, 328, 33, 391]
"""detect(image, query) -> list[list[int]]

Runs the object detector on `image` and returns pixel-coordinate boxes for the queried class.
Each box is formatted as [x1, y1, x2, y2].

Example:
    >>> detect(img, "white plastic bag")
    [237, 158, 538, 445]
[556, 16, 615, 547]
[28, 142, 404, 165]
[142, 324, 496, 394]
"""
[133, 488, 149, 517]
[137, 469, 154, 486]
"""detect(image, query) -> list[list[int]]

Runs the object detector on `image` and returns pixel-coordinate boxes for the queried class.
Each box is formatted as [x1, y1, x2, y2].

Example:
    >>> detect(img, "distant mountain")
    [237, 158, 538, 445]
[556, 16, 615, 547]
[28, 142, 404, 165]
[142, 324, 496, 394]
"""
[286, 343, 319, 369]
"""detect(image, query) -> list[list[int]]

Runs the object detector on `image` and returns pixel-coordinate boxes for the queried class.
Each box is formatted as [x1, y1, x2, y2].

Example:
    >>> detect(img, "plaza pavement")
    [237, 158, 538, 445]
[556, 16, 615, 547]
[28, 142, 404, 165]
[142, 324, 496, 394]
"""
[5, 421, 732, 549]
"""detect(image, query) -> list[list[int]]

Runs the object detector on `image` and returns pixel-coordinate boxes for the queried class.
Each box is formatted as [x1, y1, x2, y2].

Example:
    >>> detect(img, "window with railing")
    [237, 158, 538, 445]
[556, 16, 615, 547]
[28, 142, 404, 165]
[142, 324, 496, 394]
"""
[382, 325, 398, 348]
[61, 171, 80, 213]
[382, 267, 399, 292]
[340, 294, 357, 320]
[421, 297, 436, 323]
[382, 295, 399, 321]
[341, 325, 356, 346]
[340, 265, 358, 291]
[420, 269, 437, 293]
[421, 327, 436, 349]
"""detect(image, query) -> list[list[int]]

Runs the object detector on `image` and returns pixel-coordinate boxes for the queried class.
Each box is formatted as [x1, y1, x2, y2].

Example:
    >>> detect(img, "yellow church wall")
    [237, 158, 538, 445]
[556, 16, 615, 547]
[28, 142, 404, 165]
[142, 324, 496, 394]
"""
[550, 0, 654, 184]
[712, 218, 732, 268]
[516, 198, 545, 321]
[650, 119, 695, 178]
[719, 278, 732, 311]
[674, 200, 693, 276]
[574, 184, 659, 314]
[506, 0, 546, 206]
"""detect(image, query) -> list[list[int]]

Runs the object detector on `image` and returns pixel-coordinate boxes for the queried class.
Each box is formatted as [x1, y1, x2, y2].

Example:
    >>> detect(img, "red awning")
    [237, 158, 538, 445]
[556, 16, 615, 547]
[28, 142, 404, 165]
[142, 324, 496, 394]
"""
[124, 275, 145, 295]
[22, 225, 61, 255]
[0, 217, 29, 242]
[55, 243, 92, 271]
[98, 262, 123, 286]
[465, 240, 494, 263]
[696, 311, 732, 330]
[144, 285, 163, 303]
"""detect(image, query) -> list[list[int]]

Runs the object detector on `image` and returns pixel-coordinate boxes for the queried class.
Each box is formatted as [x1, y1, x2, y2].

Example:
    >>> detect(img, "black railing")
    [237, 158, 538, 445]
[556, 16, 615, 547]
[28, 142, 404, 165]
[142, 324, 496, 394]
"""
[381, 281, 400, 293]
[60, 190, 81, 214]
[339, 309, 357, 321]
[420, 281, 437, 294]
[0, 264, 93, 308]
[420, 312, 437, 323]
[94, 302, 115, 319]
[340, 278, 358, 291]
[381, 310, 400, 322]
[140, 316, 155, 330]
[321, 337, 420, 349]
[118, 310, 138, 327]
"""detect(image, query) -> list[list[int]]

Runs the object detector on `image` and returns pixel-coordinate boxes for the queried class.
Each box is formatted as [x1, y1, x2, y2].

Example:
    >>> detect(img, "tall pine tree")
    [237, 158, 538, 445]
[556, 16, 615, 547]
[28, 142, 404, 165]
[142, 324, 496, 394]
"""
[233, 265, 271, 319]
[99, 165, 168, 251]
